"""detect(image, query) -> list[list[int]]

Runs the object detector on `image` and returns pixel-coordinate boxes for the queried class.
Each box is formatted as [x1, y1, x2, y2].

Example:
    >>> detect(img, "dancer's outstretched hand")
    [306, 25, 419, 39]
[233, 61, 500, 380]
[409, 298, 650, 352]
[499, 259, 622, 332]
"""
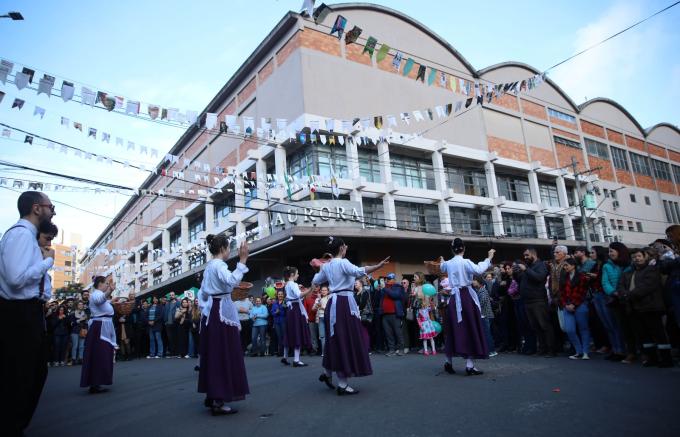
[379, 256, 391, 267]
[239, 241, 249, 264]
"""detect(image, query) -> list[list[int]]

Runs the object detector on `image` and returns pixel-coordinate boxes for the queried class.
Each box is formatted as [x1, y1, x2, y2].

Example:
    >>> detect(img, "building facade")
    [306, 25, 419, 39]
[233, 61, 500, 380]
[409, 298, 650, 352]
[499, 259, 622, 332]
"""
[80, 3, 680, 294]
[52, 243, 77, 290]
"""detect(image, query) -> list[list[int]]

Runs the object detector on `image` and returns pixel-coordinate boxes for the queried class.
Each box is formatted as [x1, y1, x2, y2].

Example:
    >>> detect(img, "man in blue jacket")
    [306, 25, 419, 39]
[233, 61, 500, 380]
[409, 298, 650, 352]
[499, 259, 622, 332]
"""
[380, 273, 406, 356]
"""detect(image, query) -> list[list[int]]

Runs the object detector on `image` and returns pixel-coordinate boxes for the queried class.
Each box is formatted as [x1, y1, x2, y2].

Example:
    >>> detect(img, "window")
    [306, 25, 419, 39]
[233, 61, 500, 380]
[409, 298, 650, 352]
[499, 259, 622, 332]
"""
[616, 220, 624, 231]
[64, 281, 71, 286]
[539, 183, 560, 207]
[169, 231, 181, 253]
[610, 189, 618, 200]
[603, 189, 610, 198]
[287, 144, 349, 181]
[497, 175, 532, 203]
[502, 213, 537, 238]
[188, 217, 205, 244]
[395, 201, 440, 233]
[585, 138, 609, 159]
[214, 196, 235, 226]
[553, 136, 581, 149]
[651, 159, 672, 181]
[630, 194, 636, 203]
[675, 202, 680, 224]
[627, 221, 635, 232]
[664, 200, 673, 222]
[390, 154, 435, 190]
[444, 166, 488, 197]
[64, 260, 72, 266]
[636, 222, 643, 232]
[362, 198, 385, 228]
[545, 217, 566, 239]
[611, 147, 630, 171]
[244, 188, 256, 208]
[358, 149, 381, 183]
[673, 165, 680, 184]
[548, 108, 576, 124]
[450, 207, 493, 236]
[189, 253, 206, 270]
[630, 153, 651, 176]
[645, 196, 651, 205]
[610, 219, 616, 230]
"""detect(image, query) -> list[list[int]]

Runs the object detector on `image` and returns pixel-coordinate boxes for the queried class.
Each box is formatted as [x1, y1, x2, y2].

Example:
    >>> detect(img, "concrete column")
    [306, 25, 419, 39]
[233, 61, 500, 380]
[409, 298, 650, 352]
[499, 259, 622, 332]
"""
[180, 215, 189, 273]
[382, 194, 397, 231]
[432, 151, 447, 192]
[346, 133, 360, 180]
[204, 202, 215, 234]
[161, 230, 170, 280]
[146, 241, 154, 285]
[485, 162, 504, 236]
[556, 176, 575, 240]
[491, 207, 504, 236]
[134, 250, 141, 293]
[274, 146, 287, 200]
[377, 140, 392, 184]
[528, 171, 541, 207]
[594, 219, 605, 243]
[438, 200, 452, 234]
[535, 214, 548, 239]
[256, 158, 270, 238]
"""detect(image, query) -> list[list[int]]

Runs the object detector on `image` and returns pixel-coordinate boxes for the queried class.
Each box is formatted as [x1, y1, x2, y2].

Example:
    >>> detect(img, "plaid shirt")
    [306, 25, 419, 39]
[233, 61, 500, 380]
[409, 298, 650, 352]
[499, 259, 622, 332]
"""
[559, 272, 588, 307]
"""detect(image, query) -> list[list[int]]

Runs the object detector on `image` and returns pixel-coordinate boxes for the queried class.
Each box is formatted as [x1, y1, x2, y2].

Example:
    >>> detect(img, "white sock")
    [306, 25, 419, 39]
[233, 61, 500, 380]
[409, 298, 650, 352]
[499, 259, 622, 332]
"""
[324, 368, 332, 378]
[337, 375, 348, 388]
[283, 347, 288, 359]
[423, 340, 428, 353]
[430, 339, 436, 351]
[294, 348, 301, 362]
[445, 356, 452, 365]
[466, 358, 474, 369]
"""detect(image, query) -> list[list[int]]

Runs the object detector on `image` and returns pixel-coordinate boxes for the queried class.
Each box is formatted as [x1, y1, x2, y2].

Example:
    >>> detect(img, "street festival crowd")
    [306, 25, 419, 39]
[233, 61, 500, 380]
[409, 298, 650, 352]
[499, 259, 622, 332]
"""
[2, 192, 680, 429]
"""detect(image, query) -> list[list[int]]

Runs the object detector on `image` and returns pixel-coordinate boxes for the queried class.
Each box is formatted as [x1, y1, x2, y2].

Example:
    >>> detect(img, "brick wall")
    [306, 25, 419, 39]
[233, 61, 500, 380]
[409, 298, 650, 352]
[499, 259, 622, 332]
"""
[669, 150, 680, 163]
[493, 94, 519, 112]
[657, 179, 676, 195]
[529, 146, 556, 167]
[615, 169, 634, 186]
[300, 28, 341, 56]
[487, 136, 528, 162]
[520, 98, 547, 120]
[580, 120, 606, 139]
[276, 31, 301, 67]
[555, 144, 585, 171]
[237, 77, 256, 105]
[625, 135, 645, 151]
[238, 138, 259, 161]
[648, 143, 667, 158]
[553, 128, 580, 141]
[345, 41, 372, 66]
[606, 129, 624, 145]
[588, 156, 615, 182]
[550, 116, 577, 130]
[258, 58, 274, 84]
[635, 174, 656, 190]
[377, 52, 398, 72]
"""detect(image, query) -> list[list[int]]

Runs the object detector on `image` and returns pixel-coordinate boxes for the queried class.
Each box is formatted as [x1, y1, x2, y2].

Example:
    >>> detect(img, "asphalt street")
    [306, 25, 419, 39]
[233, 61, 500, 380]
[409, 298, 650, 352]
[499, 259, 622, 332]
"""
[29, 352, 680, 437]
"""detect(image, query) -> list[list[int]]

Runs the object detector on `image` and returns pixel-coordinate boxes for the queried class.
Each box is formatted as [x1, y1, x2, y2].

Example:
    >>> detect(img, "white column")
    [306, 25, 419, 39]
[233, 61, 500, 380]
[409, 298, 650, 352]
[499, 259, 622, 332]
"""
[180, 215, 189, 273]
[274, 146, 287, 200]
[432, 151, 452, 233]
[204, 202, 214, 234]
[235, 177, 246, 236]
[528, 171, 541, 207]
[535, 214, 548, 239]
[346, 132, 361, 202]
[382, 194, 397, 231]
[146, 241, 154, 285]
[161, 230, 170, 280]
[485, 162, 504, 236]
[134, 250, 141, 293]
[556, 176, 575, 240]
[377, 140, 392, 184]
[256, 158, 270, 238]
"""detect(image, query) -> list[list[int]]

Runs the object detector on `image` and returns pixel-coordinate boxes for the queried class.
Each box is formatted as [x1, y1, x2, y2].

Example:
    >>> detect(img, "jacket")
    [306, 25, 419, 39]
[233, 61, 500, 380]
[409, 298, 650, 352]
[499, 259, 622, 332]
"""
[617, 263, 665, 313]
[601, 260, 629, 295]
[559, 272, 589, 308]
[163, 300, 179, 325]
[659, 255, 680, 295]
[517, 260, 549, 304]
[378, 284, 405, 318]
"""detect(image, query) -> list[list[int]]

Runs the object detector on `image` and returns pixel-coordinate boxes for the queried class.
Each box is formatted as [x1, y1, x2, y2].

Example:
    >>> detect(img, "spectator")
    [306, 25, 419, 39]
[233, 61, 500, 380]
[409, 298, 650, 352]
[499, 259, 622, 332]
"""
[48, 305, 69, 366]
[588, 246, 611, 355]
[400, 277, 412, 354]
[472, 276, 496, 357]
[175, 298, 192, 358]
[559, 259, 591, 360]
[598, 243, 628, 361]
[619, 248, 673, 367]
[379, 273, 406, 357]
[134, 300, 149, 359]
[68, 300, 88, 365]
[250, 297, 269, 357]
[659, 226, 680, 330]
[115, 309, 133, 361]
[491, 262, 517, 352]
[304, 286, 320, 355]
[516, 248, 555, 358]
[510, 260, 537, 355]
[414, 279, 436, 356]
[271, 290, 286, 357]
[549, 245, 570, 354]
[146, 296, 164, 358]
[314, 285, 331, 357]
[163, 292, 179, 358]
[607, 243, 638, 364]
[574, 247, 596, 274]
[190, 299, 201, 358]
[235, 294, 254, 353]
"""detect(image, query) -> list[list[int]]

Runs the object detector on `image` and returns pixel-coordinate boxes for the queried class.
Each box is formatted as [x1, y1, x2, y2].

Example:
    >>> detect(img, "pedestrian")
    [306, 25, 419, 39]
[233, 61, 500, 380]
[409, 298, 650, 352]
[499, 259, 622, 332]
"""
[235, 293, 253, 353]
[190, 299, 201, 358]
[281, 266, 313, 367]
[0, 191, 56, 436]
[175, 297, 192, 358]
[605, 242, 637, 363]
[472, 275, 496, 357]
[197, 234, 250, 416]
[80, 276, 117, 394]
[354, 279, 373, 352]
[249, 297, 268, 357]
[304, 285, 320, 356]
[313, 285, 331, 356]
[36, 221, 58, 304]
[559, 259, 591, 360]
[439, 238, 495, 375]
[271, 290, 286, 357]
[49, 305, 69, 366]
[312, 236, 389, 395]
[69, 300, 88, 365]
[415, 279, 437, 356]
[379, 273, 406, 357]
[491, 262, 517, 352]
[146, 296, 164, 358]
[401, 277, 412, 354]
[660, 226, 680, 331]
[163, 291, 179, 358]
[516, 248, 556, 358]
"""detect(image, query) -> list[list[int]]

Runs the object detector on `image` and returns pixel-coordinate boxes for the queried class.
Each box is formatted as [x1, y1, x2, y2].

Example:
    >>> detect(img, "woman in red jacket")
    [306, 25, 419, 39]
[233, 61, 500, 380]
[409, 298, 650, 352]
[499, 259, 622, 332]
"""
[559, 258, 591, 360]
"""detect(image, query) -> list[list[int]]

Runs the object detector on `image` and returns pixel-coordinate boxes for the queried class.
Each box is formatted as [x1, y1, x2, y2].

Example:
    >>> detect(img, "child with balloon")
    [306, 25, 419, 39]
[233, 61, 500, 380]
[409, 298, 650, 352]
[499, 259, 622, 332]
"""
[414, 272, 439, 355]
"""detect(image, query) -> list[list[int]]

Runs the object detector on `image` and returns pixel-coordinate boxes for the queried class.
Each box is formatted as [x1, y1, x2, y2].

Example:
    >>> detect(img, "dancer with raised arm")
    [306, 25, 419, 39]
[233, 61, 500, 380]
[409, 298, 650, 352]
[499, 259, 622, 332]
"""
[312, 236, 390, 395]
[281, 266, 313, 367]
[440, 238, 495, 376]
[197, 234, 249, 416]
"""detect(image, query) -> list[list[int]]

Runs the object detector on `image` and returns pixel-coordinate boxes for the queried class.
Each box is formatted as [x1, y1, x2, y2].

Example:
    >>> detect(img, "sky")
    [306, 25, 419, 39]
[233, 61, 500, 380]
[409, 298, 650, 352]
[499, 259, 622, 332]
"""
[0, 0, 678, 251]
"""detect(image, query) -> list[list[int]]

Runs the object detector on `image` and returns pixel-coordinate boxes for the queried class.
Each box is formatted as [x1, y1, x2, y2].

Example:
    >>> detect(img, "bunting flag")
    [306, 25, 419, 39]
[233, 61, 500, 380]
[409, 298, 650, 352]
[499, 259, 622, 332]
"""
[344, 25, 362, 45]
[330, 164, 340, 199]
[402, 58, 414, 76]
[11, 98, 24, 109]
[61, 81, 74, 102]
[392, 51, 403, 71]
[374, 116, 383, 129]
[427, 68, 437, 86]
[416, 64, 426, 82]
[376, 43, 390, 63]
[313, 3, 332, 23]
[363, 36, 378, 57]
[330, 15, 347, 39]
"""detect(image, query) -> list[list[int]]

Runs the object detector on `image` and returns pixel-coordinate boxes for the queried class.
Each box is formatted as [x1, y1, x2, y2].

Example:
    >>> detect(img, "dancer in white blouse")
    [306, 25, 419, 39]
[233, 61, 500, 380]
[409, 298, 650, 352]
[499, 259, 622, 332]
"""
[281, 266, 313, 367]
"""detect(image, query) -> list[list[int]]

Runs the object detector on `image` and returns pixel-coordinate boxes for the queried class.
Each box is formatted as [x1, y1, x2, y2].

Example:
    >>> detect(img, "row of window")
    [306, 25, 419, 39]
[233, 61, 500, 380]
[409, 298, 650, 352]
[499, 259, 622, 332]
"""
[609, 219, 644, 233]
[663, 200, 680, 224]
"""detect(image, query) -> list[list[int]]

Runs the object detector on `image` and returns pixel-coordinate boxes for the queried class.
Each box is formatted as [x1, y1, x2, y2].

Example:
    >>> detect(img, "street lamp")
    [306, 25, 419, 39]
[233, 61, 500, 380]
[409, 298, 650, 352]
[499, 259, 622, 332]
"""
[1, 12, 24, 20]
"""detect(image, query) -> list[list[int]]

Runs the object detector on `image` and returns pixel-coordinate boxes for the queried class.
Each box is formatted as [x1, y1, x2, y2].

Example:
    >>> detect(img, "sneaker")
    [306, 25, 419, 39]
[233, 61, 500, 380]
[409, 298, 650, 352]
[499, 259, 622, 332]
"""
[385, 351, 396, 357]
[403, 348, 409, 354]
[184, 355, 191, 359]
[569, 354, 583, 360]
[432, 350, 437, 356]
[154, 356, 161, 359]
[395, 350, 403, 357]
[67, 361, 73, 366]
[581, 354, 590, 360]
[146, 356, 152, 359]
[489, 351, 498, 357]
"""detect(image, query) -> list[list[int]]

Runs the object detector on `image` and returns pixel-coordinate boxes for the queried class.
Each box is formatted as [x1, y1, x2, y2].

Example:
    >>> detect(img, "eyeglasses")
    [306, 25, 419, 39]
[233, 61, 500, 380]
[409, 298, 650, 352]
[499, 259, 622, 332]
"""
[37, 203, 55, 212]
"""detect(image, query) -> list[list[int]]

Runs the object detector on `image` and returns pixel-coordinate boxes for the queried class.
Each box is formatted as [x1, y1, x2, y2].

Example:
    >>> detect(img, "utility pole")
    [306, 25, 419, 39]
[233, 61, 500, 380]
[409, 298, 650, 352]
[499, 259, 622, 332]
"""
[571, 157, 602, 252]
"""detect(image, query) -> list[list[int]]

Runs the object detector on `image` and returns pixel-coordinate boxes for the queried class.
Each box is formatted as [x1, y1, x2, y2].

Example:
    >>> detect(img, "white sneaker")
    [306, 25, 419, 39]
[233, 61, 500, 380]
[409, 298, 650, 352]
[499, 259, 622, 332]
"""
[569, 354, 583, 360]
[489, 352, 498, 357]
[581, 354, 590, 360]
[403, 348, 409, 354]
[146, 355, 152, 359]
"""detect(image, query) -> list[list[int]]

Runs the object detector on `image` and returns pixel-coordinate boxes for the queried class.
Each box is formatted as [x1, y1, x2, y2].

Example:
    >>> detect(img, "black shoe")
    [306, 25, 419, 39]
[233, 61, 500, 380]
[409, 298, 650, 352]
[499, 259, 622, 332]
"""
[465, 367, 484, 376]
[444, 362, 455, 374]
[336, 385, 359, 396]
[281, 358, 290, 366]
[293, 361, 308, 367]
[88, 386, 108, 394]
[194, 365, 200, 372]
[319, 374, 335, 389]
[204, 398, 212, 408]
[211, 406, 238, 416]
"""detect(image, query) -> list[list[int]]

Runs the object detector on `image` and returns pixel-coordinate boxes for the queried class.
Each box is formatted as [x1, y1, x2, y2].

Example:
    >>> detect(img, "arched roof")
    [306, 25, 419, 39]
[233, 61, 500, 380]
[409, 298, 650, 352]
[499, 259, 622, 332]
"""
[578, 98, 645, 135]
[646, 122, 680, 136]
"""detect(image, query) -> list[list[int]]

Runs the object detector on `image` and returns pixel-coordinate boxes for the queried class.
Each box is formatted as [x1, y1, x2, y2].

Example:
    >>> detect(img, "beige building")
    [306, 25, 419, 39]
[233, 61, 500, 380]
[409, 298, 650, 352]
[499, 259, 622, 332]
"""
[80, 3, 680, 294]
[51, 243, 77, 290]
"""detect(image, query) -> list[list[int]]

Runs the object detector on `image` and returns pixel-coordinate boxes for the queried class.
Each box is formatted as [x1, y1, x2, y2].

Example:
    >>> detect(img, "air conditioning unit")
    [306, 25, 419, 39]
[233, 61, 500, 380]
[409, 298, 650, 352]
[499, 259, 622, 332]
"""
[604, 227, 613, 237]
[612, 200, 620, 209]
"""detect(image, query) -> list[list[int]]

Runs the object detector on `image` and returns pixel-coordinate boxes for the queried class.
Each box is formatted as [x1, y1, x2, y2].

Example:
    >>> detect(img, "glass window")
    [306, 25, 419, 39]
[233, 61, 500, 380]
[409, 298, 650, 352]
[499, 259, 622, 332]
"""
[548, 108, 576, 124]
[545, 217, 566, 239]
[362, 198, 385, 228]
[450, 207, 493, 236]
[358, 149, 381, 183]
[188, 217, 205, 244]
[444, 166, 488, 197]
[585, 138, 609, 159]
[674, 202, 680, 224]
[169, 231, 181, 253]
[395, 201, 440, 233]
[627, 221, 635, 232]
[636, 222, 643, 232]
[214, 196, 235, 226]
[644, 196, 651, 205]
[572, 219, 585, 241]
[189, 253, 206, 270]
[390, 154, 435, 190]
[497, 175, 532, 203]
[664, 200, 673, 222]
[553, 136, 581, 149]
[502, 213, 537, 238]
[611, 147, 630, 171]
[64, 260, 72, 266]
[630, 153, 652, 176]
[539, 183, 560, 207]
[287, 144, 348, 181]
[673, 165, 680, 184]
[630, 194, 636, 203]
[651, 159, 672, 181]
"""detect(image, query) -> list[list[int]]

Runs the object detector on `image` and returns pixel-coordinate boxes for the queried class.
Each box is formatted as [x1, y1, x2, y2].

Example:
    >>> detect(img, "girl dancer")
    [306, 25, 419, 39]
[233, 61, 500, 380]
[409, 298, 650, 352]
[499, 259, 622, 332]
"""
[197, 234, 249, 416]
[281, 266, 312, 367]
[80, 276, 117, 394]
[440, 238, 495, 375]
[312, 236, 390, 395]
[415, 273, 437, 356]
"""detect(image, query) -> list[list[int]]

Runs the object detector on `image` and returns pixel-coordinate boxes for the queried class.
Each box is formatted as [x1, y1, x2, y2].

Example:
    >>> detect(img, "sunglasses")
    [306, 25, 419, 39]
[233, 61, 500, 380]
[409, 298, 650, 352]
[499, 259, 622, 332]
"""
[38, 203, 55, 212]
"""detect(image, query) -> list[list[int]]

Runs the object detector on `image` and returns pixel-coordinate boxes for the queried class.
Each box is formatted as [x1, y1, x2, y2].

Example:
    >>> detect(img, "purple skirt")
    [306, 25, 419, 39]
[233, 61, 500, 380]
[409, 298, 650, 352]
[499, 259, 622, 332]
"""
[198, 299, 249, 402]
[284, 302, 311, 349]
[80, 321, 114, 387]
[322, 295, 373, 377]
[444, 287, 489, 359]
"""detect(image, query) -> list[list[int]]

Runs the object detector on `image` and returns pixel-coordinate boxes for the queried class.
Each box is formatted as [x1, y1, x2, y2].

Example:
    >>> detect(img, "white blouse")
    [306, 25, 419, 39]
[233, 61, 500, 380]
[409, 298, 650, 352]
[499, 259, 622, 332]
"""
[441, 255, 491, 323]
[199, 259, 249, 328]
[285, 280, 308, 320]
[88, 289, 116, 347]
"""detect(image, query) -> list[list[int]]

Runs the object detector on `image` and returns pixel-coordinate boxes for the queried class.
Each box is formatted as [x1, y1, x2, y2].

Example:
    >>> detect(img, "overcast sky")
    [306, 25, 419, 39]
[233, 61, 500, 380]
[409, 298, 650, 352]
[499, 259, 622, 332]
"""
[0, 0, 678, 250]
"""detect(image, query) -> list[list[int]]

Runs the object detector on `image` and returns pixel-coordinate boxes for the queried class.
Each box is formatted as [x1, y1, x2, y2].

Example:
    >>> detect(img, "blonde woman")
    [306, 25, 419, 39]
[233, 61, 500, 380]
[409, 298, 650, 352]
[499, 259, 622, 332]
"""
[413, 272, 437, 356]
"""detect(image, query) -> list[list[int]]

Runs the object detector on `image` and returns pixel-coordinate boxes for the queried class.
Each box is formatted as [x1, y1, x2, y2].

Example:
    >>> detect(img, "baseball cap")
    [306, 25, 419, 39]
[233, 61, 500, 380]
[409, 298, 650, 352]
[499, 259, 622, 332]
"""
[386, 273, 396, 280]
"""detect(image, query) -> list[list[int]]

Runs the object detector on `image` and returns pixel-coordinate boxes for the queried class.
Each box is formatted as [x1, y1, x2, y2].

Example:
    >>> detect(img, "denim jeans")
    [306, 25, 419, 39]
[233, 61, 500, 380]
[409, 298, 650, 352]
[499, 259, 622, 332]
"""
[308, 322, 319, 351]
[70, 333, 85, 360]
[563, 303, 590, 355]
[482, 318, 495, 353]
[382, 314, 404, 352]
[149, 330, 164, 357]
[274, 322, 285, 355]
[592, 292, 625, 354]
[188, 331, 196, 357]
[53, 334, 68, 363]
[318, 317, 326, 355]
[251, 325, 267, 355]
